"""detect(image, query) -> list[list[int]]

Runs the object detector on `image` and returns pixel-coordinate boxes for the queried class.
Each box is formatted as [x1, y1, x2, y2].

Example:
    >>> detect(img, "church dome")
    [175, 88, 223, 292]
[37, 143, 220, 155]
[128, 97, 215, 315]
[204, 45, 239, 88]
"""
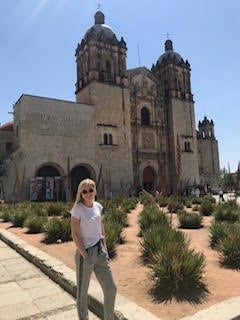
[158, 39, 184, 65]
[84, 11, 117, 41]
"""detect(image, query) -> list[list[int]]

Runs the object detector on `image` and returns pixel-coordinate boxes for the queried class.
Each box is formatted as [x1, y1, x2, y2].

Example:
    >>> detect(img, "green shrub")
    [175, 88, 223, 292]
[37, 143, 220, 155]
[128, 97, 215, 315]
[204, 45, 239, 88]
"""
[209, 221, 230, 248]
[214, 202, 240, 223]
[155, 196, 169, 208]
[200, 199, 215, 216]
[218, 224, 240, 268]
[167, 197, 184, 213]
[150, 241, 206, 296]
[191, 197, 202, 205]
[140, 225, 188, 264]
[43, 217, 71, 243]
[104, 220, 124, 258]
[10, 210, 28, 227]
[104, 207, 128, 227]
[0, 208, 12, 222]
[24, 215, 48, 233]
[178, 211, 203, 229]
[138, 206, 170, 235]
[46, 202, 66, 216]
[60, 218, 72, 242]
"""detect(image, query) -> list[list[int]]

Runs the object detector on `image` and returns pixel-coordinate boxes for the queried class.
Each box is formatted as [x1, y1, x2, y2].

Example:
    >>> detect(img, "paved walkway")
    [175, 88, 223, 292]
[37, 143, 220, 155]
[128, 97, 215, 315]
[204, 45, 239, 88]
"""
[0, 239, 100, 320]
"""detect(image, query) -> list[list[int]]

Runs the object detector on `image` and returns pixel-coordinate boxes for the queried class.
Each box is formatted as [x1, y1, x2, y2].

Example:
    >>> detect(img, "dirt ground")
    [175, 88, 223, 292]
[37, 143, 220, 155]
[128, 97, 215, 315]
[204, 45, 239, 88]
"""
[1, 203, 240, 320]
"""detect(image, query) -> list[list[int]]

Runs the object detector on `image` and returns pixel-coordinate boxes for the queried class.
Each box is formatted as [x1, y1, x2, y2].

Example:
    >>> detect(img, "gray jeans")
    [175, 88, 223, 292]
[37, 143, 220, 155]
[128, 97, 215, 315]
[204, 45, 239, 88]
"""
[75, 241, 117, 320]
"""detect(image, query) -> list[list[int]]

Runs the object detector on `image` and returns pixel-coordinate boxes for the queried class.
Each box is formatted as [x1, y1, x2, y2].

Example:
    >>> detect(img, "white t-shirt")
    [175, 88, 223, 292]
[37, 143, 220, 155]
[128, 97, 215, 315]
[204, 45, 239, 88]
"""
[71, 201, 103, 249]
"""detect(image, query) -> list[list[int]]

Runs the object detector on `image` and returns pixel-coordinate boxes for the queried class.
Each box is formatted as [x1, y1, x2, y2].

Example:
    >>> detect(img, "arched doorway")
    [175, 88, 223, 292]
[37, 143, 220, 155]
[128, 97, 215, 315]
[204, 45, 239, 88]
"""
[30, 165, 62, 201]
[70, 165, 92, 200]
[142, 166, 155, 193]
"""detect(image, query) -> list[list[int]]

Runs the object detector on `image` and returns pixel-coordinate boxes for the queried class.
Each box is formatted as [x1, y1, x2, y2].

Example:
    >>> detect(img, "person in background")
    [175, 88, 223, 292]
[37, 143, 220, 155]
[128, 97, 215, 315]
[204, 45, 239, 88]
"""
[219, 188, 225, 202]
[71, 178, 117, 320]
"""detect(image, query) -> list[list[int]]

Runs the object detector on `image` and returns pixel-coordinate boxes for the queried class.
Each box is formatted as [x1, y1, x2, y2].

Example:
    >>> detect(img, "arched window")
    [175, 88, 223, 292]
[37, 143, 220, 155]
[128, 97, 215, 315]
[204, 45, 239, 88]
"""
[141, 107, 150, 126]
[103, 133, 108, 144]
[109, 134, 113, 145]
[103, 133, 113, 145]
[184, 141, 191, 152]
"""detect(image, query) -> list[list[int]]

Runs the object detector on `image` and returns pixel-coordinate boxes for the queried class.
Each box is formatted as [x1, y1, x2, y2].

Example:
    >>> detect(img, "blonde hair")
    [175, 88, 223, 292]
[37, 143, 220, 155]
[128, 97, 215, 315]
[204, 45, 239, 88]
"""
[74, 178, 96, 204]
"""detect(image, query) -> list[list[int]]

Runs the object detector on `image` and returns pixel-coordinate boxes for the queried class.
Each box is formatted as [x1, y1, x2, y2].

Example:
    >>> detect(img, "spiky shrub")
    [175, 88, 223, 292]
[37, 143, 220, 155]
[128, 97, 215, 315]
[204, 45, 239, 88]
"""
[0, 207, 13, 222]
[119, 197, 139, 213]
[214, 202, 240, 223]
[155, 196, 169, 208]
[24, 215, 48, 233]
[178, 211, 203, 229]
[10, 210, 28, 227]
[138, 205, 170, 236]
[209, 221, 230, 248]
[140, 225, 188, 264]
[150, 241, 206, 297]
[200, 199, 215, 216]
[43, 217, 71, 243]
[218, 224, 240, 268]
[104, 207, 128, 228]
[60, 218, 72, 242]
[46, 202, 66, 216]
[103, 220, 124, 258]
[191, 197, 202, 205]
[204, 195, 216, 204]
[167, 197, 184, 213]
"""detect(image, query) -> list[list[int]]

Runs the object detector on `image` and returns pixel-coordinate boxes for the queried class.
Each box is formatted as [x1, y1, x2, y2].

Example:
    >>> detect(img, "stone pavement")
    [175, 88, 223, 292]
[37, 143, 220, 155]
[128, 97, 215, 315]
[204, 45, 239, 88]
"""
[0, 239, 100, 320]
[1, 227, 240, 320]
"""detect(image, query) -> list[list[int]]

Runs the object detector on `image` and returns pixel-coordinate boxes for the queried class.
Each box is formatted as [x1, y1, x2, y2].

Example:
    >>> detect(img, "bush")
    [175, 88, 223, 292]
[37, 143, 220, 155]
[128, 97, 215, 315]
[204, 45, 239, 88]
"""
[167, 197, 184, 213]
[43, 217, 72, 243]
[138, 206, 170, 235]
[200, 199, 215, 216]
[218, 224, 240, 268]
[214, 202, 240, 223]
[178, 211, 203, 229]
[46, 202, 66, 216]
[104, 207, 128, 227]
[24, 215, 48, 233]
[104, 220, 124, 258]
[140, 225, 188, 264]
[10, 210, 28, 227]
[209, 221, 230, 248]
[0, 208, 12, 222]
[150, 241, 206, 296]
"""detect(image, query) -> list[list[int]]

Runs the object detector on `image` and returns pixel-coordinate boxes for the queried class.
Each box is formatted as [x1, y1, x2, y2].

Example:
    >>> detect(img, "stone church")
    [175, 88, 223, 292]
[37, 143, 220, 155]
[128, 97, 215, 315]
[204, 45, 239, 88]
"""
[0, 10, 220, 202]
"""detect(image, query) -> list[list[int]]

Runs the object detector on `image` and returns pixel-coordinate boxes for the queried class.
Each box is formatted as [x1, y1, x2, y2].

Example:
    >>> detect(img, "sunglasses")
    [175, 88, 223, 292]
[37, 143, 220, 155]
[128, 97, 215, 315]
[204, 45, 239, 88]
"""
[82, 188, 94, 195]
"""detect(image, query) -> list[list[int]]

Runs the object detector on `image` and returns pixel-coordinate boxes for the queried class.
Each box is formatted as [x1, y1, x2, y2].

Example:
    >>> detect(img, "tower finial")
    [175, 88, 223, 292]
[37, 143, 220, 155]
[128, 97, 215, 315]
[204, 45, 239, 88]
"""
[166, 32, 170, 39]
[97, 0, 101, 10]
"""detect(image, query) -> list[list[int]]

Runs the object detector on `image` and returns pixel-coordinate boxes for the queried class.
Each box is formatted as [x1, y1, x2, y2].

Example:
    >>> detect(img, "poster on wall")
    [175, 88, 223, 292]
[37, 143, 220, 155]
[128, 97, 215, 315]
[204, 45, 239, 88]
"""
[46, 176, 54, 200]
[30, 177, 44, 201]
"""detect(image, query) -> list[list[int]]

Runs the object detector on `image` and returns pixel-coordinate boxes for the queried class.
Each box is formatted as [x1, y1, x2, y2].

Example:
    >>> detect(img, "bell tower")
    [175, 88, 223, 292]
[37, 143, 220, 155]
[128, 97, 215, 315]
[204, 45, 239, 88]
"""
[75, 10, 128, 102]
[152, 39, 200, 192]
[73, 11, 133, 195]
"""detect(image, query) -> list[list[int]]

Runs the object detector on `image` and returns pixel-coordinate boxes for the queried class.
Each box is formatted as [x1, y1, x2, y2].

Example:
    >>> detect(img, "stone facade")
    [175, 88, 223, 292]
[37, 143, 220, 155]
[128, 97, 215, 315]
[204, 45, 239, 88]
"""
[0, 10, 220, 201]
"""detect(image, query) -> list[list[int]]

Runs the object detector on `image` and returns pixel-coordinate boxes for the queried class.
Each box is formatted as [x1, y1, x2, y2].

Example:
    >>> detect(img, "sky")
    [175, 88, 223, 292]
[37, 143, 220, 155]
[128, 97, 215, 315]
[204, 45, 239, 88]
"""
[0, 0, 239, 172]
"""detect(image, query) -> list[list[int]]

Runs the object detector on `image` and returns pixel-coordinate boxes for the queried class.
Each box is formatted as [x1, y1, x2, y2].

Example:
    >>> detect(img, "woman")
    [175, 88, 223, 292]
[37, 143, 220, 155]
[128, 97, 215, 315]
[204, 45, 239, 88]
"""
[71, 178, 117, 320]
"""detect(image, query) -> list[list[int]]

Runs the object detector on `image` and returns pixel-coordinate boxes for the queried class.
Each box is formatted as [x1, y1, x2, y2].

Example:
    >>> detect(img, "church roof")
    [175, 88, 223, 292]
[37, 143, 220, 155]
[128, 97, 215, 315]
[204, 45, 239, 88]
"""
[158, 39, 186, 66]
[84, 11, 116, 41]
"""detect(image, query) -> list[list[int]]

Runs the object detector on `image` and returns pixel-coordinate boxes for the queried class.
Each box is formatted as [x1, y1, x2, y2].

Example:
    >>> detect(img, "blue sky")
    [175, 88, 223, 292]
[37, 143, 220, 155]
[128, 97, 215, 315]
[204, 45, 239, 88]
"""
[0, 0, 239, 172]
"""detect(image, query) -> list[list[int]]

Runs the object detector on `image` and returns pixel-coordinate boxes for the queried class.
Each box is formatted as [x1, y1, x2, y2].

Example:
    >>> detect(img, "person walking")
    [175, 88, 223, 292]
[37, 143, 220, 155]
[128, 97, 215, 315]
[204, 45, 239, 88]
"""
[71, 178, 117, 320]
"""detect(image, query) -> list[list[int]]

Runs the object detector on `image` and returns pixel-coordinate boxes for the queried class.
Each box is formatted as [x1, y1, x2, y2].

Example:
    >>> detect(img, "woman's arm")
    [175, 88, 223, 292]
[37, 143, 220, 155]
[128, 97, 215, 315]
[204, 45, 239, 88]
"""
[71, 217, 88, 259]
[101, 221, 107, 249]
